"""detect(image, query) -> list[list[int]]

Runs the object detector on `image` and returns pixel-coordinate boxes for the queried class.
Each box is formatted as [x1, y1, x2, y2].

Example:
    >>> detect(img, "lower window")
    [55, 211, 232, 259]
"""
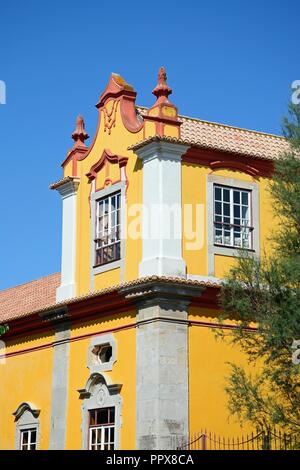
[20, 428, 37, 450]
[89, 407, 115, 450]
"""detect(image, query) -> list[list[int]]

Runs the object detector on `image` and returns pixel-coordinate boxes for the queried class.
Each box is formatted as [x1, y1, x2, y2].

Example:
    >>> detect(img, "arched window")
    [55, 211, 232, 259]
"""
[13, 402, 40, 450]
[78, 373, 122, 450]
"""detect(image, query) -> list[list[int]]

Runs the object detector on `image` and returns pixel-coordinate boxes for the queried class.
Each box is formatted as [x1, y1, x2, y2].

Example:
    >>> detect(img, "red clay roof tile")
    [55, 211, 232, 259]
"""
[0, 273, 60, 323]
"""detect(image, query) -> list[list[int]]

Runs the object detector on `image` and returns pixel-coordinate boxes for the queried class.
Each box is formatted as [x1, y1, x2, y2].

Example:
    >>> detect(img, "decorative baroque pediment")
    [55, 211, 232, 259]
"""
[77, 372, 122, 400]
[96, 73, 143, 134]
[86, 149, 129, 195]
[86, 149, 128, 182]
[13, 402, 40, 421]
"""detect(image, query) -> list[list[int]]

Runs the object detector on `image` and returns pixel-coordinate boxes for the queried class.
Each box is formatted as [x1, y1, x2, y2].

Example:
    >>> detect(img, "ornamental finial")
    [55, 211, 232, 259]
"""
[152, 66, 172, 102]
[72, 115, 89, 144]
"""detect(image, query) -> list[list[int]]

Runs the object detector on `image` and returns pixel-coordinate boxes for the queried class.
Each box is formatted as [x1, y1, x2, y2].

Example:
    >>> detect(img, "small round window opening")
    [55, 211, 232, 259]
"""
[98, 345, 113, 364]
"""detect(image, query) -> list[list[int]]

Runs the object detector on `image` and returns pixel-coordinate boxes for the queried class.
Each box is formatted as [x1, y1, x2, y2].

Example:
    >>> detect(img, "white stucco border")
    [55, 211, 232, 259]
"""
[90, 181, 126, 289]
[207, 174, 260, 276]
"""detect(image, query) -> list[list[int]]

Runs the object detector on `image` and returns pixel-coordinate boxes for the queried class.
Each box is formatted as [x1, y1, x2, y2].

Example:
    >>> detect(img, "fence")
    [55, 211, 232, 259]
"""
[175, 428, 299, 450]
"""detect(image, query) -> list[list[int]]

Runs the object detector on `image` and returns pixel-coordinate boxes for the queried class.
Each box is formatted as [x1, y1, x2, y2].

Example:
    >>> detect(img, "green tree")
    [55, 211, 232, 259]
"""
[220, 102, 300, 438]
[0, 324, 9, 336]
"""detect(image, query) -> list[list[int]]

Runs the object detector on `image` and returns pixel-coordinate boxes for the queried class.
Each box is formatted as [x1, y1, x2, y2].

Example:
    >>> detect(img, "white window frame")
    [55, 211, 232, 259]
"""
[213, 184, 253, 249]
[94, 191, 121, 267]
[20, 427, 38, 451]
[90, 182, 126, 282]
[88, 407, 115, 451]
[207, 174, 260, 277]
[78, 373, 122, 450]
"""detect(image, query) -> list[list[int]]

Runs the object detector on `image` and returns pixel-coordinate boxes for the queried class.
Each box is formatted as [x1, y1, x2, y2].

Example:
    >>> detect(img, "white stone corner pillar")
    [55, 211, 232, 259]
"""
[135, 140, 189, 278]
[55, 178, 80, 302]
[120, 281, 204, 450]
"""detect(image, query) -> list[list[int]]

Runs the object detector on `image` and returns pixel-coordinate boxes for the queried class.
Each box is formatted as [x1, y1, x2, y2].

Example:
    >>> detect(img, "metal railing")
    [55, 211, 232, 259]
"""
[175, 428, 299, 450]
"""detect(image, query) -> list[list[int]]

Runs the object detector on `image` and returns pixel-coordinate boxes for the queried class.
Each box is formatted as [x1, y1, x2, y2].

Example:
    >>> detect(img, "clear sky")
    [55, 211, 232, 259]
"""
[0, 0, 299, 290]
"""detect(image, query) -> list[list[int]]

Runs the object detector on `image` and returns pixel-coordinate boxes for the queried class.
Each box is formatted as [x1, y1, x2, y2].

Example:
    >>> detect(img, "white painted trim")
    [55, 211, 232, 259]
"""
[55, 179, 80, 301]
[90, 182, 126, 290]
[79, 374, 122, 450]
[14, 406, 40, 450]
[87, 334, 117, 374]
[135, 141, 190, 278]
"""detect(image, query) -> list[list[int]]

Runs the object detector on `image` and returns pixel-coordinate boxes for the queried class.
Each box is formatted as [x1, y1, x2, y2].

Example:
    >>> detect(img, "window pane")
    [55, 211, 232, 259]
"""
[98, 201, 104, 216]
[224, 235, 231, 245]
[30, 430, 37, 444]
[109, 408, 115, 424]
[234, 205, 240, 218]
[215, 187, 222, 201]
[91, 430, 96, 444]
[223, 189, 230, 202]
[223, 203, 230, 216]
[242, 192, 249, 205]
[90, 410, 96, 425]
[234, 229, 241, 247]
[215, 201, 222, 215]
[104, 199, 109, 213]
[98, 408, 109, 425]
[242, 206, 249, 220]
[233, 191, 240, 204]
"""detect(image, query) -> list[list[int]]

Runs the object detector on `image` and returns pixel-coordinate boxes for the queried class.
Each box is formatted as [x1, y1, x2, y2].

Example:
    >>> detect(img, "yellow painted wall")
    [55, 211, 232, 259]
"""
[188, 307, 257, 437]
[0, 311, 137, 450]
[66, 311, 136, 450]
[93, 268, 120, 291]
[214, 255, 237, 279]
[63, 159, 74, 177]
[0, 332, 54, 450]
[182, 163, 208, 275]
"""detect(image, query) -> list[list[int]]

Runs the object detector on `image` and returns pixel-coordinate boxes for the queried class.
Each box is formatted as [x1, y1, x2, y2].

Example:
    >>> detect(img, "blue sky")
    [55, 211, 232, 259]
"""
[0, 0, 299, 290]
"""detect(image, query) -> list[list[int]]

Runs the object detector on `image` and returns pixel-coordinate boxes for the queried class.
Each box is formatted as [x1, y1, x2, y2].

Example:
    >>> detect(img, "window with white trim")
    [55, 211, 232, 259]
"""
[94, 192, 121, 266]
[20, 428, 37, 450]
[89, 407, 115, 450]
[214, 185, 253, 249]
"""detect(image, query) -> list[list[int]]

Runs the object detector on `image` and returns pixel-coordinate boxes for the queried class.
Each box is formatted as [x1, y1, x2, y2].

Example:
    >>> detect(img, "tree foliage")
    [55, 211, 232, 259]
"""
[220, 103, 300, 437]
[0, 324, 9, 336]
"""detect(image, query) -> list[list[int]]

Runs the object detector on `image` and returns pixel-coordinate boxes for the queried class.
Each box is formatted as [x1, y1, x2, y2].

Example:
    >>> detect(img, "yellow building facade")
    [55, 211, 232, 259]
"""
[0, 68, 288, 450]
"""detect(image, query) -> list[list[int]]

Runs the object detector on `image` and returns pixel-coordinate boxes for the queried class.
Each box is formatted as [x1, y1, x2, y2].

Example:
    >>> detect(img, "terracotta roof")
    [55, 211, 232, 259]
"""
[49, 176, 80, 190]
[136, 106, 289, 160]
[0, 275, 220, 323]
[0, 273, 60, 323]
[128, 135, 191, 151]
